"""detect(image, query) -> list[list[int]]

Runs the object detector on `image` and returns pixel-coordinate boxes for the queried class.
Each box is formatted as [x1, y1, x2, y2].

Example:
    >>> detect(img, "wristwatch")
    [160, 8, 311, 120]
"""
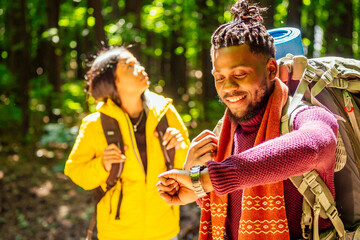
[190, 165, 208, 198]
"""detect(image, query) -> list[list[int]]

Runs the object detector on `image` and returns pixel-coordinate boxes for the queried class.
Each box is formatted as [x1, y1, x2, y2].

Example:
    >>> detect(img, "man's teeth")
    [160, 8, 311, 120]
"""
[228, 96, 245, 102]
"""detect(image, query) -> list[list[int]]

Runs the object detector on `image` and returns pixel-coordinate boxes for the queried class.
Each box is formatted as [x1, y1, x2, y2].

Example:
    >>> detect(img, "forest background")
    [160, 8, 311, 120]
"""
[0, 0, 359, 239]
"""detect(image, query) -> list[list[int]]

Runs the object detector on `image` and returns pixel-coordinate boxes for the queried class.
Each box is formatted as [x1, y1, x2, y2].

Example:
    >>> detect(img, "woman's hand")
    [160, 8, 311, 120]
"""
[103, 144, 127, 172]
[183, 130, 218, 171]
[155, 127, 184, 150]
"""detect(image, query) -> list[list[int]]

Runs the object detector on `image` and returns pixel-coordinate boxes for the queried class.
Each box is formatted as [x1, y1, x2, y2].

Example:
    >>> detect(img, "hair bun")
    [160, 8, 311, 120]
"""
[231, 0, 264, 25]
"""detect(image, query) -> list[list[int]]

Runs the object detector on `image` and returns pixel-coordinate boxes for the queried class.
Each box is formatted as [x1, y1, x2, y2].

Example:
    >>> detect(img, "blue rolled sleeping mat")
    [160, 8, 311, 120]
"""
[268, 27, 304, 60]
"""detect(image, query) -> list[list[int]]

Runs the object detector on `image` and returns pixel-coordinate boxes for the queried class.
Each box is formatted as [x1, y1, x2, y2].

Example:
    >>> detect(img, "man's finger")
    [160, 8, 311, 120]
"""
[159, 192, 182, 205]
[190, 135, 218, 152]
[193, 130, 217, 142]
[195, 142, 217, 158]
[158, 175, 176, 186]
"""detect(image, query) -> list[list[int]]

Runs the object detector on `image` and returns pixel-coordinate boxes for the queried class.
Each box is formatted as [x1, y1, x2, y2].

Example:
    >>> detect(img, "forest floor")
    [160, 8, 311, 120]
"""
[0, 151, 200, 240]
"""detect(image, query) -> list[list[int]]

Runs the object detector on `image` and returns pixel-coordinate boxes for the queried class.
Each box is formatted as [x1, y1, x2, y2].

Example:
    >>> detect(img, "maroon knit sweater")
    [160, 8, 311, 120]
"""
[206, 106, 338, 239]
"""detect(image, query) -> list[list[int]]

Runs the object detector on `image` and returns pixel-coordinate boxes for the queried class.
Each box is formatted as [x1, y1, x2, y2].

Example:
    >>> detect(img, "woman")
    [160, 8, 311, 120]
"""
[64, 46, 190, 240]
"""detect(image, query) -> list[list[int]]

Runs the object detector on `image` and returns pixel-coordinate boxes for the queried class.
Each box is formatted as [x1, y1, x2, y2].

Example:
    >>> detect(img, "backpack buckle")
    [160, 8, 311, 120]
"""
[321, 71, 334, 85]
[331, 78, 348, 89]
[326, 205, 339, 220]
[303, 65, 317, 83]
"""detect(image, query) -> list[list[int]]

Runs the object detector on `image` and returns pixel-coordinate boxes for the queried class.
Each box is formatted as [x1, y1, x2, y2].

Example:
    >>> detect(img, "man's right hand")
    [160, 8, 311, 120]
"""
[183, 130, 218, 171]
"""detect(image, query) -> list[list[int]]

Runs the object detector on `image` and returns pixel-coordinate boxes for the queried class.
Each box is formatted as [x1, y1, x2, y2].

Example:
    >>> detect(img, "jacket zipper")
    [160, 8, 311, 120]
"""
[122, 111, 147, 178]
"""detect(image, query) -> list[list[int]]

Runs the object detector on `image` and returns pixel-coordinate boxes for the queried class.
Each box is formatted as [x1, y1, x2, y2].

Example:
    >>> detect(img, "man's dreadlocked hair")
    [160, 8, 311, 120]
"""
[211, 0, 275, 58]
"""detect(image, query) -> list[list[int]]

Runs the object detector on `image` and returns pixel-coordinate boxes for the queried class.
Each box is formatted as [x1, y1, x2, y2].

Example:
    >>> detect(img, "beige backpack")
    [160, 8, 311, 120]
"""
[279, 54, 360, 240]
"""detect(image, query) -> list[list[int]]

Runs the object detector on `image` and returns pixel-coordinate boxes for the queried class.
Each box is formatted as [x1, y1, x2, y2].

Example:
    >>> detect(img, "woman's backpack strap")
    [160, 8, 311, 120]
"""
[156, 115, 175, 170]
[100, 113, 125, 190]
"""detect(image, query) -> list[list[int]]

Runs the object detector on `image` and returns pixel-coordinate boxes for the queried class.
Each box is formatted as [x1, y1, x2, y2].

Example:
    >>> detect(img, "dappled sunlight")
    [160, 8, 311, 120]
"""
[30, 180, 53, 198]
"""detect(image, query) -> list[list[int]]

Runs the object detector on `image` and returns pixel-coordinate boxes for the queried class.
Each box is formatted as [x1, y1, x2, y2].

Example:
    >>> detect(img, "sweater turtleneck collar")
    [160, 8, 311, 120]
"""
[237, 104, 267, 133]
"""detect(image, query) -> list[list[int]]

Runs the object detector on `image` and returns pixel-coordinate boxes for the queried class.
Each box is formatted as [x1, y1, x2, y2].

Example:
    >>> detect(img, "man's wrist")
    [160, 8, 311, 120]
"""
[190, 165, 208, 198]
[200, 167, 213, 193]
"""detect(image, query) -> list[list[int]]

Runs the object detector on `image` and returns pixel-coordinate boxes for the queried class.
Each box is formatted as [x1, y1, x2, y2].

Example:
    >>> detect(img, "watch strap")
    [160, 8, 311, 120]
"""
[190, 165, 208, 198]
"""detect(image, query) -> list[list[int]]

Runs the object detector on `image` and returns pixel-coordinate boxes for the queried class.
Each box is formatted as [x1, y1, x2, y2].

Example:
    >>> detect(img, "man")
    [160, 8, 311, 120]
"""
[157, 1, 339, 239]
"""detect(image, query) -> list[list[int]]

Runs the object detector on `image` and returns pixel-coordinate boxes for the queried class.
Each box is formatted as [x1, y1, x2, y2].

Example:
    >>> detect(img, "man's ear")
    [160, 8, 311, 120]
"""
[266, 58, 277, 80]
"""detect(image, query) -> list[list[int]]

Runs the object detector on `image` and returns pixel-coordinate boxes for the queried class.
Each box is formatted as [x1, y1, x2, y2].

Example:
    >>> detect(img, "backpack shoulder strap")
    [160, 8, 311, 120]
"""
[281, 97, 346, 239]
[289, 170, 345, 239]
[156, 114, 175, 170]
[100, 113, 124, 190]
[87, 113, 125, 240]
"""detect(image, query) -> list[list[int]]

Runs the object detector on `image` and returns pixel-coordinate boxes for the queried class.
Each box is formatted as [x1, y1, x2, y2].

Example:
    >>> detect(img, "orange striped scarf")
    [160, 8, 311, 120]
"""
[199, 78, 290, 240]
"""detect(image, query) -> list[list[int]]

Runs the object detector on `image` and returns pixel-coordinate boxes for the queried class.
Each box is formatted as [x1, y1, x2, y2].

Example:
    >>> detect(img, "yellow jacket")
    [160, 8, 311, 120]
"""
[64, 91, 190, 240]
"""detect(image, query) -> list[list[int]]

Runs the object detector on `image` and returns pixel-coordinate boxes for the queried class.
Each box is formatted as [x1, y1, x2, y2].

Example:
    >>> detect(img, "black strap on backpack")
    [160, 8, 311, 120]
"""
[86, 113, 125, 240]
[86, 112, 174, 240]
[156, 115, 175, 170]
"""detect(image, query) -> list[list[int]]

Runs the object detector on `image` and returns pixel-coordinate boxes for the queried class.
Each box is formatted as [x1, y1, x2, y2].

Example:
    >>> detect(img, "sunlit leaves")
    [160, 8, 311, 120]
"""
[274, 0, 288, 27]
[42, 28, 58, 38]
[87, 16, 95, 27]
[59, 6, 87, 28]
[154, 48, 162, 56]
[63, 83, 83, 97]
[302, 38, 311, 47]
[303, 0, 311, 6]
[143, 5, 169, 33]
[64, 99, 83, 113]
[224, 11, 232, 22]
[69, 41, 77, 49]
[1, 51, 7, 59]
[108, 35, 123, 46]
[175, 46, 184, 55]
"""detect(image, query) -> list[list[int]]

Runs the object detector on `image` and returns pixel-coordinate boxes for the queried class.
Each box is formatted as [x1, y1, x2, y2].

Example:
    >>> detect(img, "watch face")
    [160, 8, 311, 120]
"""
[191, 165, 206, 171]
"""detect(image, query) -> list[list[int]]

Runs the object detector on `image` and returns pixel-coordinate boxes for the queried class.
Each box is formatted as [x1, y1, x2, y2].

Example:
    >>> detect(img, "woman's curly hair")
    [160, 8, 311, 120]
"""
[211, 0, 275, 58]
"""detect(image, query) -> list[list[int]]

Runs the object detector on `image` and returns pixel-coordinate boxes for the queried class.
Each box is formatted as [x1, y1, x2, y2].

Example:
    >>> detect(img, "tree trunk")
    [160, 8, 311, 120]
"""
[87, 0, 107, 49]
[124, 0, 142, 27]
[259, 0, 276, 29]
[161, 35, 171, 89]
[287, 0, 302, 28]
[19, 0, 31, 138]
[302, 3, 315, 57]
[6, 1, 32, 139]
[324, 1, 353, 57]
[45, 0, 61, 93]
[196, 0, 221, 121]
[45, 0, 62, 122]
[124, 0, 143, 60]
[169, 30, 187, 100]
[110, 0, 121, 20]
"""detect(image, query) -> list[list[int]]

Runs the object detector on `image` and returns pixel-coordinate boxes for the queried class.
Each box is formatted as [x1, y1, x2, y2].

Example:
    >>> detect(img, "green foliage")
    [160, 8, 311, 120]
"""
[274, 0, 288, 27]
[16, 210, 29, 229]
[0, 96, 22, 128]
[62, 82, 86, 115]
[0, 65, 21, 129]
[40, 123, 78, 147]
[0, 0, 358, 152]
[0, 1, 358, 239]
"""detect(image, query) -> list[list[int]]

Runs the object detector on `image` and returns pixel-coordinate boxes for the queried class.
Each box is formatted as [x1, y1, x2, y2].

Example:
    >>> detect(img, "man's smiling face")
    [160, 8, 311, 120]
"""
[212, 44, 276, 123]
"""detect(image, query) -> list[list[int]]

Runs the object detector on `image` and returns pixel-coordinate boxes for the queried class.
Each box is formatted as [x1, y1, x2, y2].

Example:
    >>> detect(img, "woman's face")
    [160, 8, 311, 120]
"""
[114, 51, 150, 96]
